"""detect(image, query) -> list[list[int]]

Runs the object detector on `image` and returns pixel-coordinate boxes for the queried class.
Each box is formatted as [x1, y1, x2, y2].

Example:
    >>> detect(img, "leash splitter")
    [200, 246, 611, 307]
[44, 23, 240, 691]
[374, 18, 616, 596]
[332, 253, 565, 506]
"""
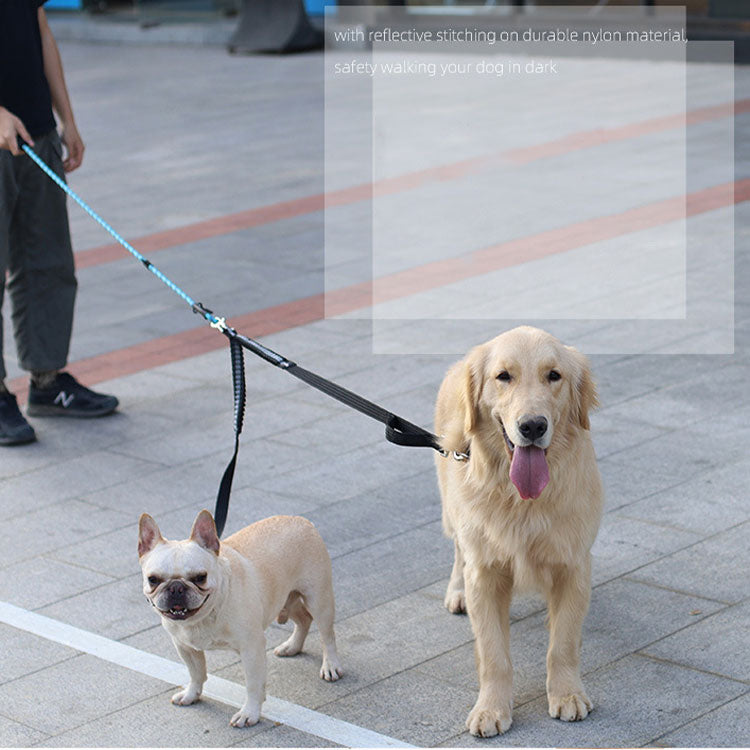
[23, 143, 466, 537]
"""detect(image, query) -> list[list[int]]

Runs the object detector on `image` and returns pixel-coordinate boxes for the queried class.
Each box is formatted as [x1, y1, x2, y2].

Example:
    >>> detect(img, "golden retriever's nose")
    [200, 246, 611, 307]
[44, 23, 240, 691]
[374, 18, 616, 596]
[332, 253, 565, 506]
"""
[518, 416, 548, 443]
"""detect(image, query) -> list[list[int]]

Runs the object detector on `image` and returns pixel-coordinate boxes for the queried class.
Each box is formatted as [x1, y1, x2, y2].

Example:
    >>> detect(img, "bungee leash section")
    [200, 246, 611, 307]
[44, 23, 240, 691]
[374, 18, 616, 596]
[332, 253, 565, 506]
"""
[21, 143, 467, 537]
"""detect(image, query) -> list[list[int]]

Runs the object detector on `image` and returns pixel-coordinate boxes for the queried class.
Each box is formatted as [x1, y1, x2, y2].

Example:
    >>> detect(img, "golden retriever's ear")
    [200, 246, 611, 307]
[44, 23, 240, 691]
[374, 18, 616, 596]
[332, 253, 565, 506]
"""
[460, 347, 484, 434]
[566, 346, 599, 430]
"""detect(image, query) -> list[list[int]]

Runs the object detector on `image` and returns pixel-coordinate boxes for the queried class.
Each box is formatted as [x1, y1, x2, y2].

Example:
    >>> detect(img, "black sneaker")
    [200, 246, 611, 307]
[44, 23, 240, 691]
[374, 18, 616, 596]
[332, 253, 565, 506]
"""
[0, 392, 36, 445]
[27, 373, 119, 418]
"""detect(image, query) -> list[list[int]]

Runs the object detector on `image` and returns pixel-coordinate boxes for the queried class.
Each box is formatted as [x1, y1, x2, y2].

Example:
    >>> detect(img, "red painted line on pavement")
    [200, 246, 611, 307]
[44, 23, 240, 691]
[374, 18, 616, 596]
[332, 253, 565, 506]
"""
[506, 99, 750, 164]
[10, 179, 746, 402]
[73, 98, 749, 270]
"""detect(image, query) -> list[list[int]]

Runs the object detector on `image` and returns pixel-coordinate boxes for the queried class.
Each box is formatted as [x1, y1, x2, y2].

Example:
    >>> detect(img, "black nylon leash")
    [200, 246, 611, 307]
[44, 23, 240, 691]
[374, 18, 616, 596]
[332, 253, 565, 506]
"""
[194, 304, 454, 537]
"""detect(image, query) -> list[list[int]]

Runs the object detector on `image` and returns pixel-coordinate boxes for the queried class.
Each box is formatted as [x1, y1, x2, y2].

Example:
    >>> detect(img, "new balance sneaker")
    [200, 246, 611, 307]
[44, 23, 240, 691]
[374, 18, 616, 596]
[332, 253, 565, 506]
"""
[0, 392, 36, 445]
[27, 373, 119, 418]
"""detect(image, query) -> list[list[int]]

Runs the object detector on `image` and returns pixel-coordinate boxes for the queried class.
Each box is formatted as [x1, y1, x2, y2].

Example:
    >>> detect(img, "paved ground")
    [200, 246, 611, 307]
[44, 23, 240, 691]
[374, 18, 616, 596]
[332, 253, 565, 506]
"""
[0, 17, 748, 749]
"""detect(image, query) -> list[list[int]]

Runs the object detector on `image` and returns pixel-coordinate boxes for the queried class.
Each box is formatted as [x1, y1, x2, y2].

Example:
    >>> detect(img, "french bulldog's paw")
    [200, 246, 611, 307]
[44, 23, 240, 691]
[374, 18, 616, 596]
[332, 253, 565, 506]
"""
[548, 690, 592, 722]
[171, 687, 201, 706]
[466, 702, 512, 738]
[444, 588, 466, 614]
[320, 656, 343, 682]
[274, 637, 302, 657]
[230, 704, 261, 728]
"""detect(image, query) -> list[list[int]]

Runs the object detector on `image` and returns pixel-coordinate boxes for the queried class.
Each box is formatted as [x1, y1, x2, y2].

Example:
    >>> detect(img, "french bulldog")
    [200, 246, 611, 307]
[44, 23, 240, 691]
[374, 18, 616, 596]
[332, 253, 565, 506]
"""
[138, 510, 343, 727]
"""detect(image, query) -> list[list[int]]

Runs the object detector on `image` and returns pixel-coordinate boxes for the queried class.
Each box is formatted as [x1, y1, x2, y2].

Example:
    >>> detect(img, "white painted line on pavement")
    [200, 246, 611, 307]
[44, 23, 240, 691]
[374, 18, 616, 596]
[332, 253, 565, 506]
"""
[0, 600, 415, 748]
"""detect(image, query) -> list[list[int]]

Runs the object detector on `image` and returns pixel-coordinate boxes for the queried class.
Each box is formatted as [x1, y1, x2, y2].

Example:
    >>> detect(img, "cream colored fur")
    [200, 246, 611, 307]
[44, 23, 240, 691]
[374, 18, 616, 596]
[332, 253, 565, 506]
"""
[435, 326, 603, 737]
[138, 512, 342, 728]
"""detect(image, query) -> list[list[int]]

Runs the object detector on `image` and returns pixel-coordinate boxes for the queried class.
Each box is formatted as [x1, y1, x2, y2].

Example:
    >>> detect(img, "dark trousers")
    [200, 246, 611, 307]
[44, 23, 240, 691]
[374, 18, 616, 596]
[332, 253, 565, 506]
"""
[0, 129, 77, 381]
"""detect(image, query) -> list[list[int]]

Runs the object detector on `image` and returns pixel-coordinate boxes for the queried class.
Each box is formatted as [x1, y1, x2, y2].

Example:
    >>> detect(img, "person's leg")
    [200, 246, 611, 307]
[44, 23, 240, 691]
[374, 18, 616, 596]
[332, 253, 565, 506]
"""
[10, 130, 118, 418]
[7, 129, 77, 376]
[0, 148, 36, 444]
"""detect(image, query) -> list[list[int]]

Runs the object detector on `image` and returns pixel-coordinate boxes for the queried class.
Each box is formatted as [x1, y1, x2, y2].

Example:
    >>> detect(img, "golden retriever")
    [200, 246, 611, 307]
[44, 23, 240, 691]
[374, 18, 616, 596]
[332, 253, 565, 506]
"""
[435, 326, 603, 737]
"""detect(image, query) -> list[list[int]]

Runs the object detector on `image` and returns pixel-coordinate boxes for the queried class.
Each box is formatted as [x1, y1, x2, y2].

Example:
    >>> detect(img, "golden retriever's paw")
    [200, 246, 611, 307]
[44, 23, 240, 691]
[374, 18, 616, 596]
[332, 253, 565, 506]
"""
[466, 704, 512, 737]
[444, 588, 466, 614]
[548, 691, 592, 722]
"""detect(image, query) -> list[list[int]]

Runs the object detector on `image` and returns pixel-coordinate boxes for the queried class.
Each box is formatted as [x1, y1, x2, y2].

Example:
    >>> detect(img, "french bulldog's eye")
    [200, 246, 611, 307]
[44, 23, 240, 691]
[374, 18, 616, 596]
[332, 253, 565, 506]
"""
[191, 573, 207, 586]
[147, 576, 162, 587]
[497, 371, 511, 382]
[548, 370, 562, 382]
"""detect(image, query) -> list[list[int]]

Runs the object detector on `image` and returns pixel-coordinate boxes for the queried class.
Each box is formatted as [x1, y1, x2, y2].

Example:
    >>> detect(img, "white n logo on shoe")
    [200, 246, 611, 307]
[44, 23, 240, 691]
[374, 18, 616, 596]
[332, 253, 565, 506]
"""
[54, 391, 74, 408]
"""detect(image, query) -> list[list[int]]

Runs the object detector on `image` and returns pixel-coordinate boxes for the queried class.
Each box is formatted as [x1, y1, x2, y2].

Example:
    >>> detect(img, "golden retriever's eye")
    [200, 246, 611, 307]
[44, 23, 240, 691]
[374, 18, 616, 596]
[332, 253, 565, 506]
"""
[548, 370, 561, 382]
[191, 573, 207, 586]
[497, 371, 511, 382]
[147, 576, 162, 587]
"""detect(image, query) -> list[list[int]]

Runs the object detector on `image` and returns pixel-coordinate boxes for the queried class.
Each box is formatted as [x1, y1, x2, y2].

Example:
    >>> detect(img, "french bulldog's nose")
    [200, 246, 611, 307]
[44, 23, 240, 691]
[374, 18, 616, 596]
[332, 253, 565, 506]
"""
[518, 415, 548, 442]
[166, 580, 186, 596]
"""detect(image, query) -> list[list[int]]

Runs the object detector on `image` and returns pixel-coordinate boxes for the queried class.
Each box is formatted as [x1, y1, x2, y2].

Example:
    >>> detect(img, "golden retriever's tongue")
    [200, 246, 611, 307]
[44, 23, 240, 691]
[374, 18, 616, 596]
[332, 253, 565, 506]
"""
[510, 446, 550, 499]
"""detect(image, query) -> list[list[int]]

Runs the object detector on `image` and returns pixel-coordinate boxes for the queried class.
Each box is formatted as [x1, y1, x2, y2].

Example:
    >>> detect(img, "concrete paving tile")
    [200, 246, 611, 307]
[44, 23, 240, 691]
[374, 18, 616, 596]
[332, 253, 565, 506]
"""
[620, 458, 750, 535]
[642, 601, 750, 682]
[332, 521, 454, 620]
[35, 690, 270, 747]
[0, 625, 78, 685]
[0, 499, 130, 570]
[96, 369, 198, 404]
[260, 319, 369, 356]
[590, 514, 701, 586]
[269, 411, 385, 457]
[306, 469, 441, 559]
[231, 722, 342, 747]
[148, 348, 233, 385]
[598, 374, 715, 425]
[36, 406, 181, 455]
[0, 653, 168, 737]
[439, 654, 747, 747]
[0, 556, 115, 611]
[128, 384, 244, 425]
[657, 691, 750, 747]
[109, 418, 240, 470]
[79, 451, 242, 518]
[589, 408, 672, 461]
[322, 668, 478, 747]
[0, 449, 163, 518]
[628, 521, 750, 603]
[597, 456, 690, 513]
[254, 440, 438, 510]
[37, 573, 156, 640]
[0, 714, 49, 747]
[331, 354, 452, 404]
[49, 521, 148, 580]
[598, 426, 720, 512]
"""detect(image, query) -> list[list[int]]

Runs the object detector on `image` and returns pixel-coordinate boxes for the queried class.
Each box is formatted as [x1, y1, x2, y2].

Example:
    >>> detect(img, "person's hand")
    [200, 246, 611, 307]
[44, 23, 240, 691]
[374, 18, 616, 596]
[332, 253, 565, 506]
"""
[60, 121, 84, 172]
[0, 107, 34, 155]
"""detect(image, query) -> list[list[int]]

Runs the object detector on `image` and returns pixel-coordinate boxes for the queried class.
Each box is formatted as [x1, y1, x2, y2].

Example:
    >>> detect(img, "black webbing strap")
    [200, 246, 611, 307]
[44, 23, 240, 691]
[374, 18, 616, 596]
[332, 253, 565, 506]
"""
[214, 337, 246, 537]
[208, 320, 446, 537]
[285, 364, 443, 451]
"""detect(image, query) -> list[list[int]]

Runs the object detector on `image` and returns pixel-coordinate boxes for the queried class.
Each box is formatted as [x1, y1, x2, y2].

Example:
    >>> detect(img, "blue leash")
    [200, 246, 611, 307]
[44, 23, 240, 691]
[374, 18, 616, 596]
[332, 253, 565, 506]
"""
[21, 144, 219, 326]
[21, 143, 451, 536]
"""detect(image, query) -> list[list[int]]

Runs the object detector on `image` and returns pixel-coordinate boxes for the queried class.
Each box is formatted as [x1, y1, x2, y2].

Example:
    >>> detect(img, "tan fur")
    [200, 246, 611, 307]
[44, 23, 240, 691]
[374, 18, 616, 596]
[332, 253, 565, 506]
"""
[435, 326, 603, 737]
[138, 512, 342, 728]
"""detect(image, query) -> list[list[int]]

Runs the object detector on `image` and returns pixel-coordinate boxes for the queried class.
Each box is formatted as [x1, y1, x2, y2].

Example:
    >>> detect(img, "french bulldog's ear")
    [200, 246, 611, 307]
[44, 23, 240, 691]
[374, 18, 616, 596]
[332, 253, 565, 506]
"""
[190, 510, 220, 555]
[138, 513, 164, 558]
